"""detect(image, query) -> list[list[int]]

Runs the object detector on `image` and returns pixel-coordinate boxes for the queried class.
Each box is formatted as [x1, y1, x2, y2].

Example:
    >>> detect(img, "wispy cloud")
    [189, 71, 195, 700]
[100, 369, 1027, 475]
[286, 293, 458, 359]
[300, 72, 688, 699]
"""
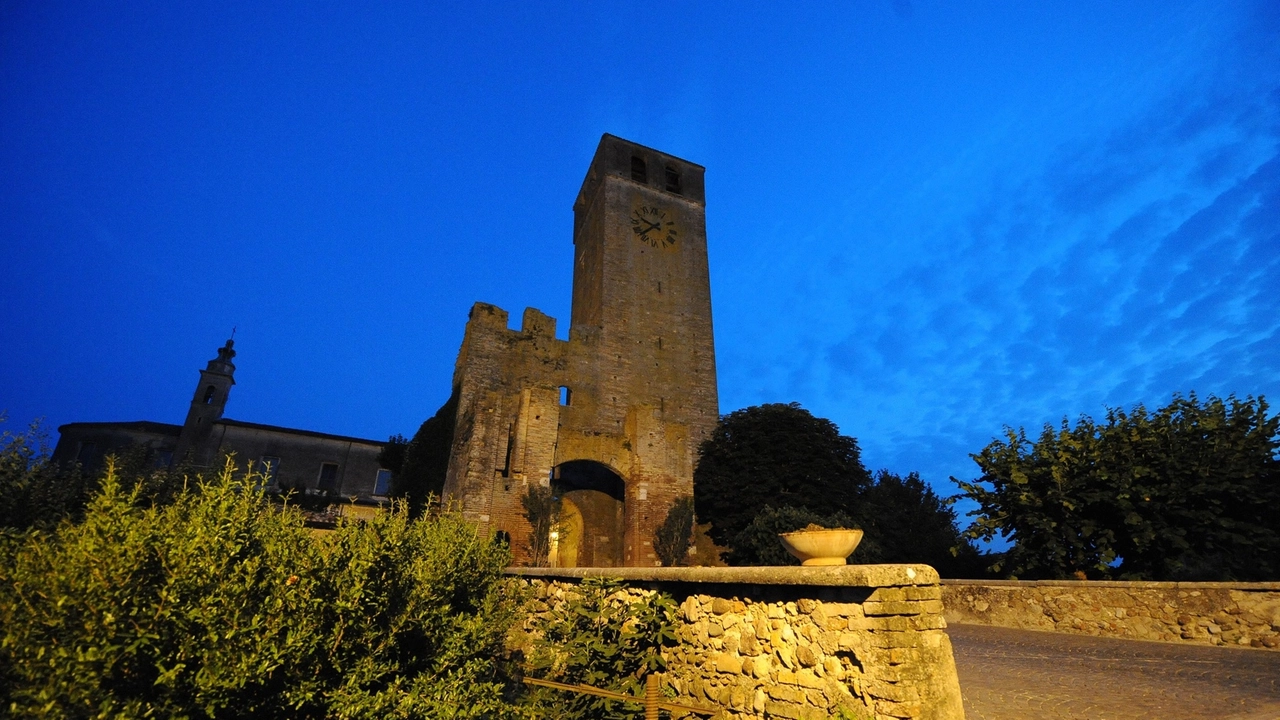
[720, 52, 1280, 496]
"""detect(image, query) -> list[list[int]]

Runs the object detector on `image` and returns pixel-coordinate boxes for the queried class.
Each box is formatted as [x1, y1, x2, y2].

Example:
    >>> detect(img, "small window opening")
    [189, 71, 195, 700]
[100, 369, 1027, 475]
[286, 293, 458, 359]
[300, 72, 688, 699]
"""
[630, 155, 647, 183]
[664, 165, 681, 194]
[494, 530, 511, 547]
[657, 337, 663, 350]
[559, 385, 572, 406]
[317, 462, 339, 492]
[374, 468, 392, 496]
[657, 281, 662, 294]
[501, 423, 515, 478]
[203, 385, 216, 404]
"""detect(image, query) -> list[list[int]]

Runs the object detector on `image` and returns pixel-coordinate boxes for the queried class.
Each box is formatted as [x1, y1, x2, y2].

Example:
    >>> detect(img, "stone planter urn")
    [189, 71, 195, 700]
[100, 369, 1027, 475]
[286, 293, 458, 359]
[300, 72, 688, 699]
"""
[778, 528, 864, 566]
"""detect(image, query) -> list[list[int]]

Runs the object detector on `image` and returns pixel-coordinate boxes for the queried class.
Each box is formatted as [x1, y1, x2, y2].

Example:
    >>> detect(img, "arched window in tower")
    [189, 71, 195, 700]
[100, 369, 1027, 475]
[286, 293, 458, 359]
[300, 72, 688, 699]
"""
[664, 165, 681, 194]
[203, 385, 216, 404]
[630, 155, 647, 183]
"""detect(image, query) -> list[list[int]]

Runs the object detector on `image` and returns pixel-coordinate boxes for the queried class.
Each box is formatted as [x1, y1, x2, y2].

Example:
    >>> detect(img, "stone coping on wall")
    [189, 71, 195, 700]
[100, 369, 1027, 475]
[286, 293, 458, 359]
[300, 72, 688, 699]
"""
[941, 578, 1280, 591]
[508, 563, 940, 588]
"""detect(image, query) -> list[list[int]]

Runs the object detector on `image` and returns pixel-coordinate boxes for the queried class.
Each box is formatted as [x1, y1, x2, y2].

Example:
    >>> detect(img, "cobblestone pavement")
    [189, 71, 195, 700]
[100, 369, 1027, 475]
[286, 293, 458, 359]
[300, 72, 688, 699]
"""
[949, 623, 1280, 719]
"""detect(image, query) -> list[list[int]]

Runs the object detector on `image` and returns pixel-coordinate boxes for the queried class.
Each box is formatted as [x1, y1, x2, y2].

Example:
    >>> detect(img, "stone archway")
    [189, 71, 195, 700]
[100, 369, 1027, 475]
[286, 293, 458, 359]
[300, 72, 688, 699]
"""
[551, 460, 625, 568]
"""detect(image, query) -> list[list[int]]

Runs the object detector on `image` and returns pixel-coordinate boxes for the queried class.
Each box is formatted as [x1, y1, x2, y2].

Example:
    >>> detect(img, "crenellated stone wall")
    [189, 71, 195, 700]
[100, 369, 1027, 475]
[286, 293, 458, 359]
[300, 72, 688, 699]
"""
[942, 579, 1280, 650]
[510, 566, 965, 720]
[442, 135, 719, 568]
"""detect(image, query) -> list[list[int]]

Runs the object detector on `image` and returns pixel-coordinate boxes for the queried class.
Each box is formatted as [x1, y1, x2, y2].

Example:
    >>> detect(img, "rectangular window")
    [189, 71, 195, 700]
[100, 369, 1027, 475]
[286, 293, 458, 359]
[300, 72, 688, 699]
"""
[258, 456, 280, 484]
[317, 462, 339, 492]
[374, 468, 392, 496]
[76, 442, 97, 464]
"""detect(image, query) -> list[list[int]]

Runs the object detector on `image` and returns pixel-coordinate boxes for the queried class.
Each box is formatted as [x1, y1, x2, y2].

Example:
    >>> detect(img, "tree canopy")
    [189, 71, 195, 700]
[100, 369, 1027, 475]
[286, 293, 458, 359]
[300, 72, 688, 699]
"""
[693, 403, 872, 550]
[861, 470, 986, 576]
[694, 403, 983, 574]
[392, 391, 458, 516]
[955, 393, 1280, 581]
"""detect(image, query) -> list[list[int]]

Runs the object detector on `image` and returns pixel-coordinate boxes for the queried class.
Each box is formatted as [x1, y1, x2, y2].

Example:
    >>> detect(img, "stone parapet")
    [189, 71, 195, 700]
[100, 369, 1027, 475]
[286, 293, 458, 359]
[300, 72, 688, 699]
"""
[510, 566, 965, 720]
[942, 579, 1280, 650]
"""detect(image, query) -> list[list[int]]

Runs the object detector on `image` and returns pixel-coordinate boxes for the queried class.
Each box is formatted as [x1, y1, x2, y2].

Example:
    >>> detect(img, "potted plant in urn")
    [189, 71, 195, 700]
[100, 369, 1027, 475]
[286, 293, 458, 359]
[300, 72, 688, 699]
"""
[778, 523, 864, 566]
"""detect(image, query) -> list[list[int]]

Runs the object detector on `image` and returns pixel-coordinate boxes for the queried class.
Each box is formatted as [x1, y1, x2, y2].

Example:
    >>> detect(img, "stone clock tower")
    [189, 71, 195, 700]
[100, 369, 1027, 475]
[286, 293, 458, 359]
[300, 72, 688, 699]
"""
[441, 135, 718, 567]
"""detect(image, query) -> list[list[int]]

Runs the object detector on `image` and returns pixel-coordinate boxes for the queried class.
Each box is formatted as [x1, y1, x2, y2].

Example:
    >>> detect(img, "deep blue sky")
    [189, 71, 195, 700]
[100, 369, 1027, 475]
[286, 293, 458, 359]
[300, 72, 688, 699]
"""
[3, 2, 1278, 518]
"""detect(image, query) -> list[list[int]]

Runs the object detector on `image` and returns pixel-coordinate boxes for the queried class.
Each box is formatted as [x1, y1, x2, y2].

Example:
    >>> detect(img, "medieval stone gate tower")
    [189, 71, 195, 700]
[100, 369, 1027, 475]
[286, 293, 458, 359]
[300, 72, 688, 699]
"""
[441, 134, 718, 566]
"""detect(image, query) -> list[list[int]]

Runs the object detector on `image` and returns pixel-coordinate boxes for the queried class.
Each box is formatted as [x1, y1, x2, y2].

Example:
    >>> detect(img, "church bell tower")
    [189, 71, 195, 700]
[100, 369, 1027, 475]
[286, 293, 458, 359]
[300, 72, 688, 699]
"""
[174, 338, 236, 466]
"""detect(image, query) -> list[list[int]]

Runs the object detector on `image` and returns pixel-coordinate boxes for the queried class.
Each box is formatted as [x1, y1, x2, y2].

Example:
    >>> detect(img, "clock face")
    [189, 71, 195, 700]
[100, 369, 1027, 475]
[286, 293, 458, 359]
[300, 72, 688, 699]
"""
[630, 204, 679, 249]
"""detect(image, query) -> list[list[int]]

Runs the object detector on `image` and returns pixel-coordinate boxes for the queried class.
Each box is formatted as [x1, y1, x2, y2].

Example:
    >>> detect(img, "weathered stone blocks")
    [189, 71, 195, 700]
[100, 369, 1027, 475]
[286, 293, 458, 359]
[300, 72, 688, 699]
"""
[943, 579, 1280, 650]
[512, 566, 965, 720]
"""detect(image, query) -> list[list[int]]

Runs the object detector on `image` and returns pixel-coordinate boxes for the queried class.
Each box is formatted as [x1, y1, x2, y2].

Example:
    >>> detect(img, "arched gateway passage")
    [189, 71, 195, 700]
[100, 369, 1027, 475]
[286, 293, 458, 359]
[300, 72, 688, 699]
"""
[548, 460, 625, 568]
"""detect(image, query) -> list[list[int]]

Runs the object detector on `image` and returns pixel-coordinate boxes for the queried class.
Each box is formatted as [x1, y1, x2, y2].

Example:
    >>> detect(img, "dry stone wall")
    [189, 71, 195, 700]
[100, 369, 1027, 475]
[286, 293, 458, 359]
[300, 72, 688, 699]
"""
[942, 580, 1280, 650]
[511, 566, 965, 720]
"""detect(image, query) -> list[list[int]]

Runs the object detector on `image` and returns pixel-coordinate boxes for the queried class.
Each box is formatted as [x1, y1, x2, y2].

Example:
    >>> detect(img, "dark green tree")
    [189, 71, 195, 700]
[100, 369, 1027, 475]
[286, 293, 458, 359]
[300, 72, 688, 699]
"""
[376, 433, 409, 476]
[653, 495, 695, 567]
[693, 403, 872, 550]
[955, 393, 1280, 581]
[860, 470, 985, 577]
[393, 391, 458, 516]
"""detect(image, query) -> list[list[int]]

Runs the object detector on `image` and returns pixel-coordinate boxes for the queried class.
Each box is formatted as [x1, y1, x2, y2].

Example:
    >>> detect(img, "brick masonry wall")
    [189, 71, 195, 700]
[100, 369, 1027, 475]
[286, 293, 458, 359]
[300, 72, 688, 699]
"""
[511, 566, 966, 720]
[942, 579, 1280, 650]
[442, 136, 719, 567]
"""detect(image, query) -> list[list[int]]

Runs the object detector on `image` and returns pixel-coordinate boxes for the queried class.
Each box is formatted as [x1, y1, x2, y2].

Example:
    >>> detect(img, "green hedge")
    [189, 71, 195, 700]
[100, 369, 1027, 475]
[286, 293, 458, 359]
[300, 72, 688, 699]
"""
[0, 460, 520, 719]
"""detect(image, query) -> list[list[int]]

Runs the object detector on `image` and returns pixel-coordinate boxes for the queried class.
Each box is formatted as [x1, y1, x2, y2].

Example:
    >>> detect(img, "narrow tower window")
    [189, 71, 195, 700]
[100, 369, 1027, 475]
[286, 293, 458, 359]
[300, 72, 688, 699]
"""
[630, 155, 647, 183]
[559, 385, 572, 406]
[203, 385, 216, 404]
[664, 165, 681, 194]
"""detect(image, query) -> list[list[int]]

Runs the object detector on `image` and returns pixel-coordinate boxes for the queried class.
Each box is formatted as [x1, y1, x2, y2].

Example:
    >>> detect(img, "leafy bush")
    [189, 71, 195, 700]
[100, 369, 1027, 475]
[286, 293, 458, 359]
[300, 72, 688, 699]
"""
[0, 418, 93, 530]
[525, 577, 678, 720]
[0, 459, 521, 719]
[520, 484, 560, 567]
[653, 496, 695, 567]
[728, 505, 863, 565]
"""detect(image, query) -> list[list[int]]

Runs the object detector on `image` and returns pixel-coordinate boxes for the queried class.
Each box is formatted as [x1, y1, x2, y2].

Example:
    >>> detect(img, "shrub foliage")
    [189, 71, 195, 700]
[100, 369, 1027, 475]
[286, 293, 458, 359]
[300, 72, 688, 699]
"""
[0, 419, 93, 530]
[727, 505, 858, 566]
[525, 577, 678, 720]
[0, 460, 519, 719]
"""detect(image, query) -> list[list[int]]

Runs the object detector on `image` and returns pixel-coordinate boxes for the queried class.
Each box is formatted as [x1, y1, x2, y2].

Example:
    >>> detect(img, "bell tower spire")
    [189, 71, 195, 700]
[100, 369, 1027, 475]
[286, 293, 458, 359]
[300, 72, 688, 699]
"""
[174, 337, 237, 466]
